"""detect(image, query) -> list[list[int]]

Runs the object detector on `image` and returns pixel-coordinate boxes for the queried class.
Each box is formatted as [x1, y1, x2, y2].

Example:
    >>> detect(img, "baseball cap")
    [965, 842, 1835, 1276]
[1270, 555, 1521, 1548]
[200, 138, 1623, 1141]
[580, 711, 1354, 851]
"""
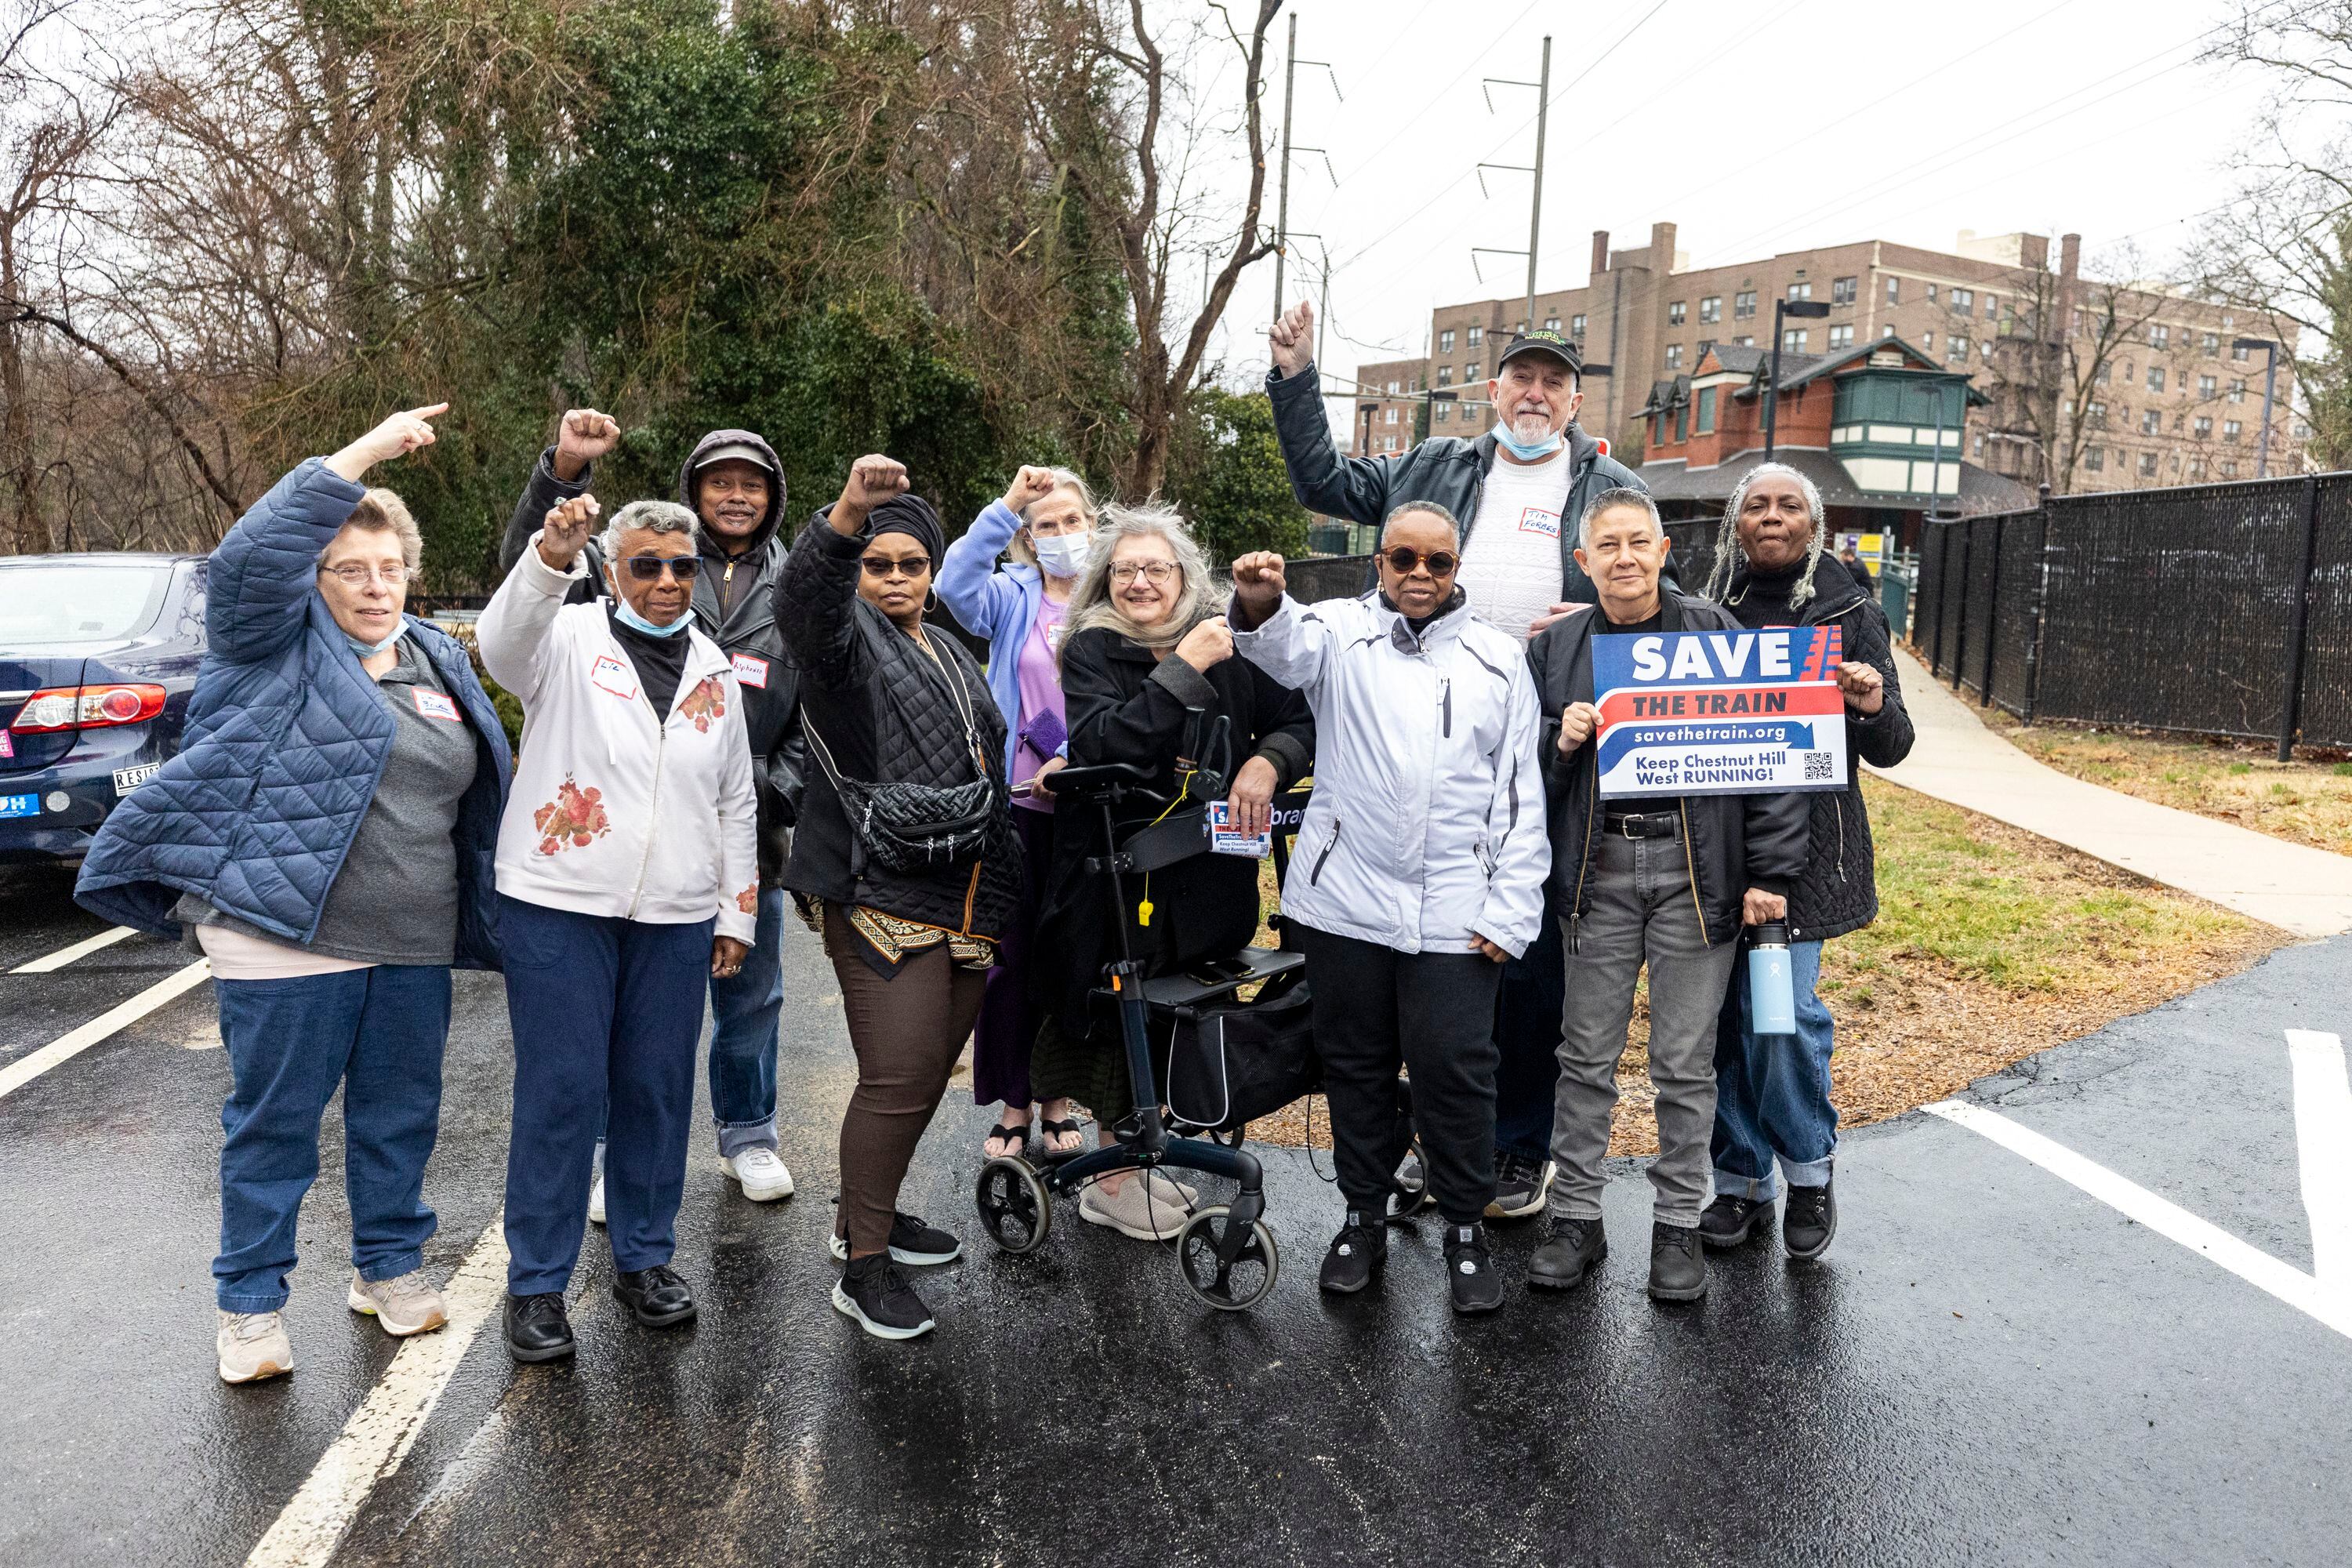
[1495, 328, 1583, 376]
[691, 440, 773, 473]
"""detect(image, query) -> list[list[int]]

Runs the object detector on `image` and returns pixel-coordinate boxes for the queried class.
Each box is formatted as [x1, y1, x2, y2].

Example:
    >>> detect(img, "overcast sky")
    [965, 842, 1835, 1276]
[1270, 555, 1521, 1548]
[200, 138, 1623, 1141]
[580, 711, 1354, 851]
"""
[1187, 0, 2274, 390]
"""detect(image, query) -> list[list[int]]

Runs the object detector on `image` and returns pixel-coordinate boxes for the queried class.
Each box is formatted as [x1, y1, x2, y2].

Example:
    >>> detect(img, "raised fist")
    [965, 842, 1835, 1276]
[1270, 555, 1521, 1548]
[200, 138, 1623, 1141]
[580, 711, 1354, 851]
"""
[553, 408, 622, 481]
[1001, 465, 1061, 516]
[1229, 550, 1287, 626]
[539, 493, 601, 572]
[1268, 299, 1315, 379]
[836, 455, 909, 524]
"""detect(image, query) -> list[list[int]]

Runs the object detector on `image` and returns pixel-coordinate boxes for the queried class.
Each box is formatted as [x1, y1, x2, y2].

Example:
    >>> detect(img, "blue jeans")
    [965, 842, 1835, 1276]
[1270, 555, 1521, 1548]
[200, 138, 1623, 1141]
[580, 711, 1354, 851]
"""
[499, 895, 713, 1296]
[213, 964, 451, 1313]
[707, 888, 786, 1158]
[1711, 938, 1838, 1201]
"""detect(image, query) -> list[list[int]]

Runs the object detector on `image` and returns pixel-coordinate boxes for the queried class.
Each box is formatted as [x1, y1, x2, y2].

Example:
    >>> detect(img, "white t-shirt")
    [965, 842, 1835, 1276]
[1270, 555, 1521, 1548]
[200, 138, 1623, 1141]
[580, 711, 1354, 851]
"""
[1456, 446, 1572, 642]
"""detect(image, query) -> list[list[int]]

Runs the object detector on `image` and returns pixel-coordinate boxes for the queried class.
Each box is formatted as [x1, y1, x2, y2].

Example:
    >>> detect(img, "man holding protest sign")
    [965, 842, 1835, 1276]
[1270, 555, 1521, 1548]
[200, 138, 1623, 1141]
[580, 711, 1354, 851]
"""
[1697, 465, 1914, 1261]
[1526, 489, 1807, 1303]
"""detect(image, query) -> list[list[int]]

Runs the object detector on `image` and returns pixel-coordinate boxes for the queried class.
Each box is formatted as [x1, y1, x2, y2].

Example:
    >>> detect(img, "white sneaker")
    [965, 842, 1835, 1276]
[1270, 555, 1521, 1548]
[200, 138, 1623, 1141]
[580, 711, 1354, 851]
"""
[588, 1174, 606, 1225]
[1078, 1169, 1195, 1241]
[720, 1147, 795, 1202]
[347, 1269, 448, 1337]
[216, 1309, 292, 1384]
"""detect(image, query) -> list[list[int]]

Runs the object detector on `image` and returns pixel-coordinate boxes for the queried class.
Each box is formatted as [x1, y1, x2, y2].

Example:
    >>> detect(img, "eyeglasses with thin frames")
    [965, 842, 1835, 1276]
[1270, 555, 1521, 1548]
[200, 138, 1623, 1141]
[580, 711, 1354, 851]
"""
[1107, 561, 1179, 586]
[322, 563, 413, 586]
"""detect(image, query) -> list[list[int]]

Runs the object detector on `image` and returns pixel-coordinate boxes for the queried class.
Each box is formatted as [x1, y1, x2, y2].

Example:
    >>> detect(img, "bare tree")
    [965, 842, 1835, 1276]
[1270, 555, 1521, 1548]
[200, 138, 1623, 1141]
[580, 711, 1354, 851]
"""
[1987, 245, 2183, 493]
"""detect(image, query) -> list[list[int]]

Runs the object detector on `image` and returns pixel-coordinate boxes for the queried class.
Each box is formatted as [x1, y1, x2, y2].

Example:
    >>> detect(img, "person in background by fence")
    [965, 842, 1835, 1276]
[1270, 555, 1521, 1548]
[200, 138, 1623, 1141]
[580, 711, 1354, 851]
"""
[1265, 303, 1648, 1225]
[1696, 463, 1913, 1260]
[938, 464, 1099, 1167]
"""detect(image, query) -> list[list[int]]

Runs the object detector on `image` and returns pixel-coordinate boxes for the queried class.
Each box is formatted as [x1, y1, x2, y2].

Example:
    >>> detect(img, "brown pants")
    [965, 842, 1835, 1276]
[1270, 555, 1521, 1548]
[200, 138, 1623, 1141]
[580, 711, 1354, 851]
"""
[823, 906, 989, 1258]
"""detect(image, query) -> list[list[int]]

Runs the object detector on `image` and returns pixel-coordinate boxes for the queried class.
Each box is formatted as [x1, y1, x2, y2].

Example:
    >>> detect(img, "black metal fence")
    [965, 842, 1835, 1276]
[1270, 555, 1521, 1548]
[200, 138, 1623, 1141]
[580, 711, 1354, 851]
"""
[1911, 472, 2352, 755]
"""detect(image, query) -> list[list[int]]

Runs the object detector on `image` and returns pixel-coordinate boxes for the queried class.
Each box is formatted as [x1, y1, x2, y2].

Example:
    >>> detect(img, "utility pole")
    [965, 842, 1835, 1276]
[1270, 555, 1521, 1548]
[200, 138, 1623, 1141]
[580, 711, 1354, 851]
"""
[1272, 12, 1298, 322]
[2234, 336, 2280, 478]
[1523, 35, 1551, 332]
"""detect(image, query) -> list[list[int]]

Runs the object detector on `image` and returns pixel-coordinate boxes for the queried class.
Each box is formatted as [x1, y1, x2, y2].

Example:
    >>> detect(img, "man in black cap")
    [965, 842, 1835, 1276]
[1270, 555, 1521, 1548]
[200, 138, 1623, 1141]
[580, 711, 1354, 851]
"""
[1265, 303, 1646, 1223]
[499, 412, 806, 1214]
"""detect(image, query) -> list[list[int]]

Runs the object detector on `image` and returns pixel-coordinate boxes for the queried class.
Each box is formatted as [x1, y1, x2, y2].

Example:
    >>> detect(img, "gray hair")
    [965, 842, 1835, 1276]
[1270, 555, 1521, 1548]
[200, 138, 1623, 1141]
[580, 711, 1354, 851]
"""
[599, 499, 702, 565]
[1577, 486, 1662, 550]
[1381, 499, 1461, 540]
[1007, 467, 1101, 566]
[330, 488, 424, 571]
[1062, 500, 1222, 657]
[1701, 462, 1827, 606]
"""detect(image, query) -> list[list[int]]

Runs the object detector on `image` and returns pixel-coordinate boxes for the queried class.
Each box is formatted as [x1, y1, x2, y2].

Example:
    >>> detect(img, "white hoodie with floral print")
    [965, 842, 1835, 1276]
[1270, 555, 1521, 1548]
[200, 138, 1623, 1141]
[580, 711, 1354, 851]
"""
[478, 534, 758, 942]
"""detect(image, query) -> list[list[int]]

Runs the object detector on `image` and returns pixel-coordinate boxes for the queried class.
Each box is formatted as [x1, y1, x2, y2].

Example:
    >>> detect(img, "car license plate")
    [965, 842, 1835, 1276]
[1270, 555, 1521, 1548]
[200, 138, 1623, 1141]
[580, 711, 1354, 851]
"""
[0, 793, 35, 819]
[113, 764, 158, 796]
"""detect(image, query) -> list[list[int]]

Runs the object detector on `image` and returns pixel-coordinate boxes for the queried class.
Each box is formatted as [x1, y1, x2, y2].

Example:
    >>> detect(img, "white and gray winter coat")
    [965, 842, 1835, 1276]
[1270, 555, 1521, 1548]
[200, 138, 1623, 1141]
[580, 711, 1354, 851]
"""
[1233, 589, 1550, 958]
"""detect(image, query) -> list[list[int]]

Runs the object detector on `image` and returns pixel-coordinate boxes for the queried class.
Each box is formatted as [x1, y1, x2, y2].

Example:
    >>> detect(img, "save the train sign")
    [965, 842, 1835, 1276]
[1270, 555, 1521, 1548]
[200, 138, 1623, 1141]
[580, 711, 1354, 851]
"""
[1592, 627, 1849, 799]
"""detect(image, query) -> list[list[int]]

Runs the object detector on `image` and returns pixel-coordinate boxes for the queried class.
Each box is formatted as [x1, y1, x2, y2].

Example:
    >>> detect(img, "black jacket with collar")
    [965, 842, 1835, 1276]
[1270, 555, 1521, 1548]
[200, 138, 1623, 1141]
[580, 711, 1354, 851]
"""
[1529, 590, 1810, 949]
[1033, 625, 1315, 1029]
[497, 434, 808, 883]
[773, 507, 1021, 942]
[1265, 359, 1649, 601]
[1717, 562, 1915, 942]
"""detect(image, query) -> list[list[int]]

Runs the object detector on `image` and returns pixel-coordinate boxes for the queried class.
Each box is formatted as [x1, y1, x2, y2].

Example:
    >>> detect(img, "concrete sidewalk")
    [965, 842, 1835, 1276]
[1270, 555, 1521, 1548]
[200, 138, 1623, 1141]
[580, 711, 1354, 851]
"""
[1871, 649, 2352, 938]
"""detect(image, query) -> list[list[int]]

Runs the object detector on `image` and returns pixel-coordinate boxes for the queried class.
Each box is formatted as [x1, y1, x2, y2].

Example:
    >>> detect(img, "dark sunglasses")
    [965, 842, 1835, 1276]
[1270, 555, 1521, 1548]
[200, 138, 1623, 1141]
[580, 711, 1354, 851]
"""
[621, 554, 701, 581]
[1381, 547, 1460, 577]
[861, 554, 932, 579]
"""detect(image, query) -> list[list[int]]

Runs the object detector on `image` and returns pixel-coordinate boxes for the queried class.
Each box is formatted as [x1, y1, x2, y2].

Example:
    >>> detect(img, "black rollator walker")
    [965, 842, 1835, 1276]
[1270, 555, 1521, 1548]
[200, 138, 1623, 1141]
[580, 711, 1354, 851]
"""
[972, 713, 1297, 1312]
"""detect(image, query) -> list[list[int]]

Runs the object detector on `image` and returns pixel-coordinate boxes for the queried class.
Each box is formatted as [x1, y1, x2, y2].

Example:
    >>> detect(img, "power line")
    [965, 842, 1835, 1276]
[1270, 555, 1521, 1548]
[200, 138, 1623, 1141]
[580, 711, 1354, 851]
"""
[1323, 0, 1544, 194]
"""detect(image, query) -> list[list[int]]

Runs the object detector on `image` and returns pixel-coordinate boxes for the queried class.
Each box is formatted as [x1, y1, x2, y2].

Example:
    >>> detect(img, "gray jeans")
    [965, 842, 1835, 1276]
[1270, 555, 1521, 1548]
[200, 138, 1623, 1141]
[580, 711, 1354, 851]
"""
[1550, 827, 1739, 1228]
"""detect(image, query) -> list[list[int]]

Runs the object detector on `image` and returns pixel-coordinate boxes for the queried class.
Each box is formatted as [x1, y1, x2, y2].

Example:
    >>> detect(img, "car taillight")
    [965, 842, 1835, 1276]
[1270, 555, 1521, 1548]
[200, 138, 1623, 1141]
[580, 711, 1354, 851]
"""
[8, 684, 168, 732]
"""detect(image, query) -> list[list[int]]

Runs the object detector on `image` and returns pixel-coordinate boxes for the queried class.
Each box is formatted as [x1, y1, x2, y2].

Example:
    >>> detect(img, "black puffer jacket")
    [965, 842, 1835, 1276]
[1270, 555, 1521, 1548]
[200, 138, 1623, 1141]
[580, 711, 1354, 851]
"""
[1530, 591, 1809, 949]
[496, 432, 808, 884]
[1718, 562, 1915, 942]
[774, 507, 1021, 942]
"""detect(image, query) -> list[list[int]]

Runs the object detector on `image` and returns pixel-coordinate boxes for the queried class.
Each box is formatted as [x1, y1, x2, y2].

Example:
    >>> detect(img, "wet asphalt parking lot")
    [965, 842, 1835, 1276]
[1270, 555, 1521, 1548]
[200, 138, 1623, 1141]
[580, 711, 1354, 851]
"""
[2, 862, 2350, 1567]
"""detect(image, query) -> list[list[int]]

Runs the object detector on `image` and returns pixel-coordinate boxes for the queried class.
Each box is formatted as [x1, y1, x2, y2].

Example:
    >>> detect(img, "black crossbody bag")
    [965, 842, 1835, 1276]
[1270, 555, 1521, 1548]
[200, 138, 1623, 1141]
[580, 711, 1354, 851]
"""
[802, 637, 998, 876]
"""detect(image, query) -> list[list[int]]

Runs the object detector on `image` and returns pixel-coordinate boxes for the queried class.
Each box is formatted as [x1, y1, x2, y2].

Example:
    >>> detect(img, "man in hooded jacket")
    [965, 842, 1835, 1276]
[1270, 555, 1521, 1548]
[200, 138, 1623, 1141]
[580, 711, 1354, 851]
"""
[499, 412, 806, 1203]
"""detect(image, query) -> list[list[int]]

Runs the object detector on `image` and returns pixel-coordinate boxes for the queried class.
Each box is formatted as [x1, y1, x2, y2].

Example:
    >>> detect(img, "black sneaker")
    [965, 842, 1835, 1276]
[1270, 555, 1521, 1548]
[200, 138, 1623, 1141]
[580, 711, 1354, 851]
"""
[1647, 1221, 1709, 1302]
[1443, 1222, 1504, 1315]
[1784, 1176, 1837, 1261]
[1526, 1214, 1607, 1291]
[612, 1264, 697, 1327]
[1317, 1210, 1388, 1294]
[1699, 1193, 1769, 1250]
[828, 1210, 963, 1266]
[832, 1252, 937, 1341]
[1486, 1152, 1555, 1220]
[504, 1291, 575, 1363]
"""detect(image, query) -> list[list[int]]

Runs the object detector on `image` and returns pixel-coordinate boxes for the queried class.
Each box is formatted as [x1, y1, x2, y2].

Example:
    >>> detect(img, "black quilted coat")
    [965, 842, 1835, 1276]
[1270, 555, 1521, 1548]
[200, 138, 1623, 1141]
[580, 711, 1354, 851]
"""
[774, 507, 1022, 942]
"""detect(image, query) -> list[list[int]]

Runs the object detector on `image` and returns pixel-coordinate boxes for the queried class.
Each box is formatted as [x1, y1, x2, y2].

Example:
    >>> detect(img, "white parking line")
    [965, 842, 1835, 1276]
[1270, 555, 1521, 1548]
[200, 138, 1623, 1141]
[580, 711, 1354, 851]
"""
[1925, 1098, 2352, 1343]
[9, 924, 140, 974]
[2285, 1030, 2352, 1287]
[245, 1222, 509, 1568]
[0, 959, 212, 1102]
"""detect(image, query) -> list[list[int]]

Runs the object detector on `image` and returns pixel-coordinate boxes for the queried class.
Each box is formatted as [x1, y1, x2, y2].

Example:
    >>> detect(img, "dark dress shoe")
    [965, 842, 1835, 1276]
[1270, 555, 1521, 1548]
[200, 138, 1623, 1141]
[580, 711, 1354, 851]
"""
[505, 1292, 575, 1363]
[1526, 1214, 1607, 1290]
[1783, 1177, 1837, 1261]
[612, 1264, 697, 1327]
[1647, 1221, 1709, 1302]
[1699, 1193, 1769, 1250]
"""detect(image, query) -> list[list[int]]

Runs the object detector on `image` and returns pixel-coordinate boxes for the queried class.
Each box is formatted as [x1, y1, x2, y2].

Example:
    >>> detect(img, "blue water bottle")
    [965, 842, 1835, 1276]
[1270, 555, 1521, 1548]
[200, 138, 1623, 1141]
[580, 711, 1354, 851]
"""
[1747, 919, 1796, 1036]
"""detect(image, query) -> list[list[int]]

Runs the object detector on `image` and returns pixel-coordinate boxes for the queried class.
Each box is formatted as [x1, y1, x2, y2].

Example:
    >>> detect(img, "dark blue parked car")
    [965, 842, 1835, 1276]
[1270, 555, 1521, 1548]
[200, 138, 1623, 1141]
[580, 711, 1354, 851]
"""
[1, 552, 209, 863]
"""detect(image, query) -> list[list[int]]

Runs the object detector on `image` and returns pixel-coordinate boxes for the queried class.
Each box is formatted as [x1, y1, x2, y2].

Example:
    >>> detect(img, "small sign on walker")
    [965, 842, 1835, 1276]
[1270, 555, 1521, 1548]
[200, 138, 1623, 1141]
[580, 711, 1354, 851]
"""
[1205, 800, 1272, 858]
[1592, 626, 1849, 800]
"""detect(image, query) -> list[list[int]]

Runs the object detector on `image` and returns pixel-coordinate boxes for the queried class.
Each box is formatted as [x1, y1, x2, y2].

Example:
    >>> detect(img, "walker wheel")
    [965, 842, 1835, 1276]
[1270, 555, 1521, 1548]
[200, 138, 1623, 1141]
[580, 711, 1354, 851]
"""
[1174, 1205, 1279, 1312]
[975, 1156, 1052, 1254]
[1385, 1134, 1431, 1221]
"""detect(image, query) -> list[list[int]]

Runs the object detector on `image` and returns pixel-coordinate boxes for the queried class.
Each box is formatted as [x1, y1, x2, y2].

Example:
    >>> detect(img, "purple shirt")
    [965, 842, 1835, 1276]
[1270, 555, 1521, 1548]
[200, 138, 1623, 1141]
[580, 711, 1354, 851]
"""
[1012, 595, 1069, 811]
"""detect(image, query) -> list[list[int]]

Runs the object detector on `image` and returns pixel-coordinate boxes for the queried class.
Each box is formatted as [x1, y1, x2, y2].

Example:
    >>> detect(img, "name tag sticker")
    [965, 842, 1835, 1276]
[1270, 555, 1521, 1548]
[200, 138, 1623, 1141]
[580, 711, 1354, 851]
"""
[591, 653, 639, 700]
[1519, 506, 1562, 540]
[731, 653, 769, 688]
[411, 688, 461, 722]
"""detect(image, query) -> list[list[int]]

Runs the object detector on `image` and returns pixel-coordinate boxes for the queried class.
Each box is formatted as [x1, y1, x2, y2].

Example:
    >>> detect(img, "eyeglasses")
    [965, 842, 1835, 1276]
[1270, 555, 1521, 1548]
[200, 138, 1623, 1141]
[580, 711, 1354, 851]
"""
[322, 563, 413, 586]
[861, 555, 931, 579]
[1108, 561, 1179, 586]
[622, 555, 702, 581]
[1381, 547, 1460, 577]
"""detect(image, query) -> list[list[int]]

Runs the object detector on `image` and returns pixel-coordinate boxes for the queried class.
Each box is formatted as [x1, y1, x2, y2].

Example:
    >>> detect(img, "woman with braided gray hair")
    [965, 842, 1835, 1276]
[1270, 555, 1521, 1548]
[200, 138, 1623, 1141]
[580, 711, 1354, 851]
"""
[1695, 463, 1915, 1262]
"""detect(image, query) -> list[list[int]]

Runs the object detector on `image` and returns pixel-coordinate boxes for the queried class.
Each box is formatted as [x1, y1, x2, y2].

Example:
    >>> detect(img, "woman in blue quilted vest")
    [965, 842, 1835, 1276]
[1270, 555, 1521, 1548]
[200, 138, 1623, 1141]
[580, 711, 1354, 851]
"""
[75, 405, 513, 1386]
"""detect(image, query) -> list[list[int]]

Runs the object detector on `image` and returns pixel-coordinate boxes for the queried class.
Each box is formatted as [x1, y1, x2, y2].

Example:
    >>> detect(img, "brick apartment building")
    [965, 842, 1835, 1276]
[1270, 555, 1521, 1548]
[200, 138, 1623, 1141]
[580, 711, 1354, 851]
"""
[1403, 223, 2303, 521]
[1348, 356, 1427, 456]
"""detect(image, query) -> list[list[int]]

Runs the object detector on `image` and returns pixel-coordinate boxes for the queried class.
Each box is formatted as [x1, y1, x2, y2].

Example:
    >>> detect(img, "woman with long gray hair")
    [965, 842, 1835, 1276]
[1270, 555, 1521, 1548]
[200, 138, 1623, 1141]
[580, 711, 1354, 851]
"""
[477, 490, 758, 1363]
[1028, 503, 1313, 1242]
[1696, 462, 1913, 1264]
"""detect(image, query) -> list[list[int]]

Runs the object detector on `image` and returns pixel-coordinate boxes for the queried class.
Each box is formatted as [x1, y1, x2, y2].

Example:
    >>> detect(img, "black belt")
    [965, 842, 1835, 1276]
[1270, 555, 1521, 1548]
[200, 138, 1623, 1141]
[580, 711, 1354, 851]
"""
[1602, 811, 1680, 839]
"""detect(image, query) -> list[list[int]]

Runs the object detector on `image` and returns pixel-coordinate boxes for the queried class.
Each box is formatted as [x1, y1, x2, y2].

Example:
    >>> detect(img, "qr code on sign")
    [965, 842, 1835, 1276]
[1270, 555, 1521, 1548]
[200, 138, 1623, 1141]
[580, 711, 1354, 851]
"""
[1802, 751, 1834, 782]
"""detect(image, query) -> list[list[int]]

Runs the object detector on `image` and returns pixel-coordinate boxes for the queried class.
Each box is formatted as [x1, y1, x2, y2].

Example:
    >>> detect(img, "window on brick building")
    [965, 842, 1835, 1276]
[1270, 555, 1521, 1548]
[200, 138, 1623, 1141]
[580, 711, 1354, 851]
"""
[2198, 374, 2216, 399]
[1973, 433, 1986, 456]
[2230, 341, 2249, 361]
[1464, 361, 1480, 382]
[2222, 459, 2239, 477]
[2088, 401, 2107, 427]
[1384, 380, 1398, 394]
[1467, 325, 1483, 346]
[2229, 379, 2246, 403]
[1787, 281, 1813, 302]
[1926, 283, 1938, 303]
[2085, 447, 2105, 472]
[1734, 336, 1754, 347]
[1699, 296, 1720, 324]
[1734, 290, 1756, 319]
[2140, 408, 2161, 434]
[1434, 404, 1449, 423]
[2200, 332, 2218, 355]
[1437, 365, 1453, 387]
[1384, 408, 1397, 425]
[2139, 452, 2158, 477]
[2190, 456, 2207, 479]
[1783, 328, 1808, 352]
[2147, 365, 2165, 393]
[1881, 323, 1896, 339]
[1832, 276, 1857, 304]
[1829, 325, 1853, 350]
[1696, 387, 1716, 434]
[1665, 344, 1683, 369]
[1570, 313, 1587, 336]
[2194, 416, 2212, 439]
[1951, 287, 1974, 314]
[2224, 419, 2242, 443]
[1986, 294, 1999, 320]
[1439, 328, 1455, 353]
[2151, 324, 2169, 347]
[1697, 339, 1715, 358]
[1948, 335, 1967, 361]
[1668, 301, 1686, 325]
[1886, 276, 1900, 304]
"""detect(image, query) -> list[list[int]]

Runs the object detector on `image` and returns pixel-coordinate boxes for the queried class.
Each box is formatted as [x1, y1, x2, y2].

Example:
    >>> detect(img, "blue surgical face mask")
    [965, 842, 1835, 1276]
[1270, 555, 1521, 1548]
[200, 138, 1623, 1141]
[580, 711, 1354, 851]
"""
[1031, 532, 1091, 581]
[610, 596, 693, 637]
[345, 619, 408, 659]
[1494, 426, 1566, 461]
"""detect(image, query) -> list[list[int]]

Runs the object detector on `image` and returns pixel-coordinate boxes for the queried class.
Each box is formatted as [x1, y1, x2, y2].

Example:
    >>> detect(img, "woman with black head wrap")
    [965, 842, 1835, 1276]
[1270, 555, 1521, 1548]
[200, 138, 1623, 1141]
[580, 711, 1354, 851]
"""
[775, 456, 1021, 1341]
